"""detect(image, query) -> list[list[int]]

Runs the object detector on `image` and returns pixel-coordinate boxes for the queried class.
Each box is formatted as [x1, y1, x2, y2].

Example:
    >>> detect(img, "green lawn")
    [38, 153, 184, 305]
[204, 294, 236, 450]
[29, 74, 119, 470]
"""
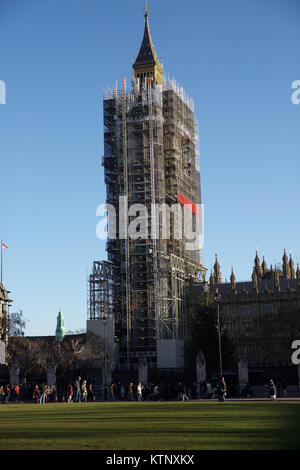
[0, 401, 299, 450]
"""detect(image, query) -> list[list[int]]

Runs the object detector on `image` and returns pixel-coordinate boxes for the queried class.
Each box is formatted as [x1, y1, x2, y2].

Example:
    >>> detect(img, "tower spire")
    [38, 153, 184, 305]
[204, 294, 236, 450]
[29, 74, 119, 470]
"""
[133, 1, 163, 84]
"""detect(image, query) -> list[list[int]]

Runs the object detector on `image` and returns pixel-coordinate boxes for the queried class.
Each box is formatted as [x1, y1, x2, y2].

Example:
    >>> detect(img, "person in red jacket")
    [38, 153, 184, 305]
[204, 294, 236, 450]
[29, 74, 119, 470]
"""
[14, 384, 20, 403]
[67, 384, 73, 403]
[33, 385, 40, 404]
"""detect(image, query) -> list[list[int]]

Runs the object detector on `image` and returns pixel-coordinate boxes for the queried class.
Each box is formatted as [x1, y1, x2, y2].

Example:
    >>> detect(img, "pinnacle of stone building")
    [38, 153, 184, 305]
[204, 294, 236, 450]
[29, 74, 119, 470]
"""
[289, 253, 295, 279]
[274, 268, 281, 292]
[213, 254, 222, 284]
[262, 256, 267, 275]
[282, 249, 291, 279]
[296, 263, 300, 287]
[254, 250, 263, 279]
[252, 269, 259, 293]
[209, 269, 214, 286]
[230, 268, 236, 291]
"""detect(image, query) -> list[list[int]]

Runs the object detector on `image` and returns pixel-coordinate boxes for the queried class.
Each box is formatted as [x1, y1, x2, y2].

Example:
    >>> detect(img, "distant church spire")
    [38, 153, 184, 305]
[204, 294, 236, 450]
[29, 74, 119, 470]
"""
[55, 310, 66, 342]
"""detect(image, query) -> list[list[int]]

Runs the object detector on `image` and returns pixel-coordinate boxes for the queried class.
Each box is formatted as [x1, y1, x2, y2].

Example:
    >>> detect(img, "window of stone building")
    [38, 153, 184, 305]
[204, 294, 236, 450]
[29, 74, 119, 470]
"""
[240, 305, 251, 317]
[261, 303, 273, 314]
[221, 306, 230, 316]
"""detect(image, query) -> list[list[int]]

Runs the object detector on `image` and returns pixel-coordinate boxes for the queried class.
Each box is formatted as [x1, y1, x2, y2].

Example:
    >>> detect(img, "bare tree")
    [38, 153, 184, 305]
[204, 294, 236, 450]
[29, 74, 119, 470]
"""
[8, 310, 28, 337]
[6, 337, 48, 382]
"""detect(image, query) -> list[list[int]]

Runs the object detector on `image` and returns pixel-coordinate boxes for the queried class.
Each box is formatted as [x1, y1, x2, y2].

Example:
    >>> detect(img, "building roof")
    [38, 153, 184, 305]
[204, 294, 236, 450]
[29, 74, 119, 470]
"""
[197, 278, 299, 297]
[133, 11, 161, 68]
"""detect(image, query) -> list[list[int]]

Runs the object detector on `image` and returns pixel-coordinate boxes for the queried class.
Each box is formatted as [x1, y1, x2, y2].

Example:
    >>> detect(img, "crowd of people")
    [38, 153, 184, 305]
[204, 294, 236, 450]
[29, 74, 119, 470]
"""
[108, 380, 225, 402]
[0, 378, 96, 404]
[0, 376, 289, 404]
[0, 384, 22, 404]
[108, 381, 195, 402]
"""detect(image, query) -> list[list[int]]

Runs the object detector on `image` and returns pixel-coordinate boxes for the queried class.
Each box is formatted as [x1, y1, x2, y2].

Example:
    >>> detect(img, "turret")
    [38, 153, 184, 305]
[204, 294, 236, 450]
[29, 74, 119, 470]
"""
[262, 256, 267, 277]
[274, 268, 281, 292]
[282, 249, 291, 279]
[289, 253, 295, 279]
[230, 268, 236, 293]
[252, 268, 258, 293]
[296, 263, 300, 288]
[213, 254, 222, 284]
[254, 251, 263, 280]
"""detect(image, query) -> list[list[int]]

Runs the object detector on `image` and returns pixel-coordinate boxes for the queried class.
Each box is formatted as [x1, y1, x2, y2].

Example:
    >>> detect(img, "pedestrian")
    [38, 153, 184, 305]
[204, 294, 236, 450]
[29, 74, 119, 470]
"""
[14, 384, 20, 403]
[75, 377, 81, 402]
[0, 386, 5, 404]
[40, 384, 47, 404]
[217, 377, 227, 402]
[137, 382, 144, 402]
[4, 385, 10, 404]
[153, 384, 159, 401]
[206, 381, 212, 399]
[81, 380, 88, 402]
[33, 385, 40, 404]
[128, 382, 134, 401]
[181, 384, 189, 401]
[110, 383, 116, 401]
[49, 385, 56, 402]
[266, 379, 277, 401]
[88, 383, 95, 402]
[67, 384, 73, 403]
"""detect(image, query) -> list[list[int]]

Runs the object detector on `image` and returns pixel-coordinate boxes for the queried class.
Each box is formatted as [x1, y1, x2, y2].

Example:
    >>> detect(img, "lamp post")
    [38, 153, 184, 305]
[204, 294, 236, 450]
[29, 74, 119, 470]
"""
[102, 317, 108, 401]
[214, 291, 223, 378]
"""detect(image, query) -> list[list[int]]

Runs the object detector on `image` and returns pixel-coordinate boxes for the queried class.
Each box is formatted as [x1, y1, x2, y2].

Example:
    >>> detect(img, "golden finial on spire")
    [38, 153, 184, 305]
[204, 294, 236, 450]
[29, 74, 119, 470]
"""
[144, 0, 148, 17]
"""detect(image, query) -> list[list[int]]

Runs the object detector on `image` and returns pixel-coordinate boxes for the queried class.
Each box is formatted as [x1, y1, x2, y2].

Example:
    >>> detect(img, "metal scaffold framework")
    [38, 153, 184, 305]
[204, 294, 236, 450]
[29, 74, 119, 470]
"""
[89, 75, 206, 365]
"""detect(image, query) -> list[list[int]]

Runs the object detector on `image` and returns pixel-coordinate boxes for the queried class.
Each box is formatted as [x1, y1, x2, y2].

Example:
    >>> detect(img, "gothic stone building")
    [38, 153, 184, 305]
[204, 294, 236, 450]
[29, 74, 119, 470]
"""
[200, 250, 300, 382]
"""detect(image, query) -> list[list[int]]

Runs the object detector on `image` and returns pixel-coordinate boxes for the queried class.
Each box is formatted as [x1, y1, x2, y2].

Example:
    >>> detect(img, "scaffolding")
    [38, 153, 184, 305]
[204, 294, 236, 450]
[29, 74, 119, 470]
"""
[89, 76, 206, 366]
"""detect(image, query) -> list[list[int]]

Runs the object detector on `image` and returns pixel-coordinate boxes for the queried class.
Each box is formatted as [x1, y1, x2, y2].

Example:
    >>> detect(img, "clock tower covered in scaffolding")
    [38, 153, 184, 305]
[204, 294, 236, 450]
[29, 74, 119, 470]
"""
[88, 3, 206, 371]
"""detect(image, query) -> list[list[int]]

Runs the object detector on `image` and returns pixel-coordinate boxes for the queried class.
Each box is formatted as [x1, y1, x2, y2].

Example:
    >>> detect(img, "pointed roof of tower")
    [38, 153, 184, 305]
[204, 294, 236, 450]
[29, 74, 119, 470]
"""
[262, 256, 267, 274]
[213, 254, 222, 284]
[289, 252, 295, 278]
[282, 248, 291, 278]
[134, 1, 161, 68]
[254, 250, 260, 266]
[296, 263, 300, 286]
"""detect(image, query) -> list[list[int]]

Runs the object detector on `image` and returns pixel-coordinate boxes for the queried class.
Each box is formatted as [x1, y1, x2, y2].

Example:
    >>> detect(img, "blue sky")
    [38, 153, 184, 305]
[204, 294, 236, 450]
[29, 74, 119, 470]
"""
[1, 0, 299, 336]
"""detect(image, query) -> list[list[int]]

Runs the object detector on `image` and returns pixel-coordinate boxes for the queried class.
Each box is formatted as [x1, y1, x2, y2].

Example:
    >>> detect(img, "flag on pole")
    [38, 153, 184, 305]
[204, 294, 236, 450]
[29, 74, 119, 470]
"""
[1, 243, 8, 250]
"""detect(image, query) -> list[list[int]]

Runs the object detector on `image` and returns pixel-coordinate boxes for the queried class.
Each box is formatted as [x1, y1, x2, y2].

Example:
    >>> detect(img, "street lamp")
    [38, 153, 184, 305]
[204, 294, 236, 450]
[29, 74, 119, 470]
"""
[214, 291, 223, 378]
[102, 318, 108, 401]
